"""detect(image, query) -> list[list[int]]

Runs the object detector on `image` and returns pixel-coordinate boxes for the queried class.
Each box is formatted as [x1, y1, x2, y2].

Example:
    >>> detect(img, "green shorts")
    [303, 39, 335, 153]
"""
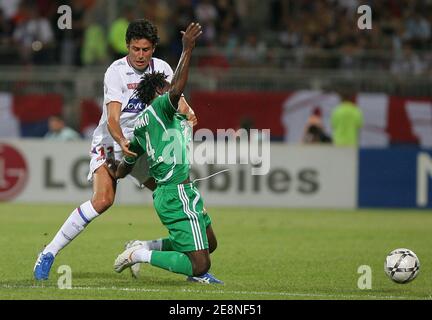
[153, 183, 211, 252]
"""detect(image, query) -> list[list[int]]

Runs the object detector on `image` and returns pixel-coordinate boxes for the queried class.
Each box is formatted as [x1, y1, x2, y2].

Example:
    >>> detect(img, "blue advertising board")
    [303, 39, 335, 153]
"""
[358, 147, 432, 208]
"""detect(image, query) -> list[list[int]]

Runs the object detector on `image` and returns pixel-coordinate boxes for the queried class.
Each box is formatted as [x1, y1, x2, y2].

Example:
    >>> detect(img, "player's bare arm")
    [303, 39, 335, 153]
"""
[107, 101, 137, 157]
[179, 97, 198, 126]
[143, 177, 157, 191]
[169, 23, 202, 107]
[161, 83, 197, 126]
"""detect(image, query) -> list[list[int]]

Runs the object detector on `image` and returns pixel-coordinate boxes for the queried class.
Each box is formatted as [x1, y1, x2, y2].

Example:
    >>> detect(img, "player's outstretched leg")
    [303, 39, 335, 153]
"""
[114, 245, 223, 284]
[124, 226, 220, 280]
[123, 238, 170, 278]
[33, 200, 100, 280]
[34, 166, 115, 280]
[125, 224, 222, 282]
[114, 246, 193, 276]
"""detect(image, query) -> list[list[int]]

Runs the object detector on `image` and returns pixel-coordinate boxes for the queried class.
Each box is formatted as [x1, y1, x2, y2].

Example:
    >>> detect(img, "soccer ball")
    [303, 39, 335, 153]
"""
[384, 248, 420, 284]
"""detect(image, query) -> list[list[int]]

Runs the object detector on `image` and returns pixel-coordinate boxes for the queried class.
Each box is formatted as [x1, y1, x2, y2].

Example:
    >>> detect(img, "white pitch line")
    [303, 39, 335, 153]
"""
[1, 284, 430, 300]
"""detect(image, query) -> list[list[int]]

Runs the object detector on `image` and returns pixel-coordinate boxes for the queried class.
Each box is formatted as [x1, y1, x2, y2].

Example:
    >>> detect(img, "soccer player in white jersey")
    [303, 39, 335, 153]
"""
[33, 19, 196, 280]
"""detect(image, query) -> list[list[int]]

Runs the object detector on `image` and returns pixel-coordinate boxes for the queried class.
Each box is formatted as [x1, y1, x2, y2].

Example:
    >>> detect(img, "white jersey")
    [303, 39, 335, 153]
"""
[90, 56, 174, 157]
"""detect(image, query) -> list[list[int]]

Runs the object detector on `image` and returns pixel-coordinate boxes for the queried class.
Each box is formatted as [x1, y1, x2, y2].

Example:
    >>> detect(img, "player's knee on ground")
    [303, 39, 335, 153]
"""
[192, 259, 211, 276]
[188, 252, 211, 276]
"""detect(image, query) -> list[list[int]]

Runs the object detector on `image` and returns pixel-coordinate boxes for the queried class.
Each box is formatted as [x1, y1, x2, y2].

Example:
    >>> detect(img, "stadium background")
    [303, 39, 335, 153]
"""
[0, 0, 432, 301]
[1, 0, 431, 208]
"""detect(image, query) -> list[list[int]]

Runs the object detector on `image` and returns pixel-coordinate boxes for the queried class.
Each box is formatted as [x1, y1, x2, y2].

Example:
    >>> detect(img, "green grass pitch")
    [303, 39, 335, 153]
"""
[0, 203, 431, 300]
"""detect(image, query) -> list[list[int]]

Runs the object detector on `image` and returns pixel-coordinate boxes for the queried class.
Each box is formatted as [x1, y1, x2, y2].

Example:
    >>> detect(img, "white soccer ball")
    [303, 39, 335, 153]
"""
[384, 248, 420, 284]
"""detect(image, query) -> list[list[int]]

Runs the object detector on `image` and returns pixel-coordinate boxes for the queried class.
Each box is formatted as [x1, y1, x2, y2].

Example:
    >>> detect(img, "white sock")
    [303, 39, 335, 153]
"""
[132, 248, 152, 263]
[43, 201, 99, 256]
[145, 239, 163, 251]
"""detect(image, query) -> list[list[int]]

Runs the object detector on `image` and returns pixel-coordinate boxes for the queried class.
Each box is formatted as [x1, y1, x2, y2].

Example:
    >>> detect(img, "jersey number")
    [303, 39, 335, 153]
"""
[97, 146, 114, 161]
[145, 132, 155, 161]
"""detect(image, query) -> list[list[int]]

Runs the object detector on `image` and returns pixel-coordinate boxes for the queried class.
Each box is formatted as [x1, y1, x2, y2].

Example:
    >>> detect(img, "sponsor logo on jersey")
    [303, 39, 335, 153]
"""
[124, 97, 145, 113]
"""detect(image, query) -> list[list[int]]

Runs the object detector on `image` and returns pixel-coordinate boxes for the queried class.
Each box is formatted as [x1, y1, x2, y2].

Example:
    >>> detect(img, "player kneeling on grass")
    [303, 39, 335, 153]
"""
[113, 22, 222, 284]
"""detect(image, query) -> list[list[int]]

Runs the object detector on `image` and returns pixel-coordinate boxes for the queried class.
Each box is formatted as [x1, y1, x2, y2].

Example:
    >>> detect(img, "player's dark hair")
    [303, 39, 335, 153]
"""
[126, 19, 159, 46]
[136, 72, 168, 105]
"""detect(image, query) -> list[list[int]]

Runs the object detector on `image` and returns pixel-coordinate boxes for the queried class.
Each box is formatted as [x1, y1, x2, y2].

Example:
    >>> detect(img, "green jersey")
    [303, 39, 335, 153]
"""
[124, 93, 192, 185]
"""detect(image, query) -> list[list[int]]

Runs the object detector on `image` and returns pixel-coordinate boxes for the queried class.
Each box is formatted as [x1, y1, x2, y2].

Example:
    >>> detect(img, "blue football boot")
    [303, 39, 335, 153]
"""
[187, 272, 224, 284]
[33, 252, 55, 280]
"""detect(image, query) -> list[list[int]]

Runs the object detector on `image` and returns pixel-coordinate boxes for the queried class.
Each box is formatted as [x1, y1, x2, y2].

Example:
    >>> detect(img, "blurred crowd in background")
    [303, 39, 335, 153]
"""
[0, 0, 431, 74]
[0, 0, 430, 145]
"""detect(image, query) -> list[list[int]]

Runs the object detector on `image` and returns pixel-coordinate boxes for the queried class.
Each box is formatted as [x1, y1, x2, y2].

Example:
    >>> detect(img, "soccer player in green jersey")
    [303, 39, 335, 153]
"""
[113, 22, 223, 284]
